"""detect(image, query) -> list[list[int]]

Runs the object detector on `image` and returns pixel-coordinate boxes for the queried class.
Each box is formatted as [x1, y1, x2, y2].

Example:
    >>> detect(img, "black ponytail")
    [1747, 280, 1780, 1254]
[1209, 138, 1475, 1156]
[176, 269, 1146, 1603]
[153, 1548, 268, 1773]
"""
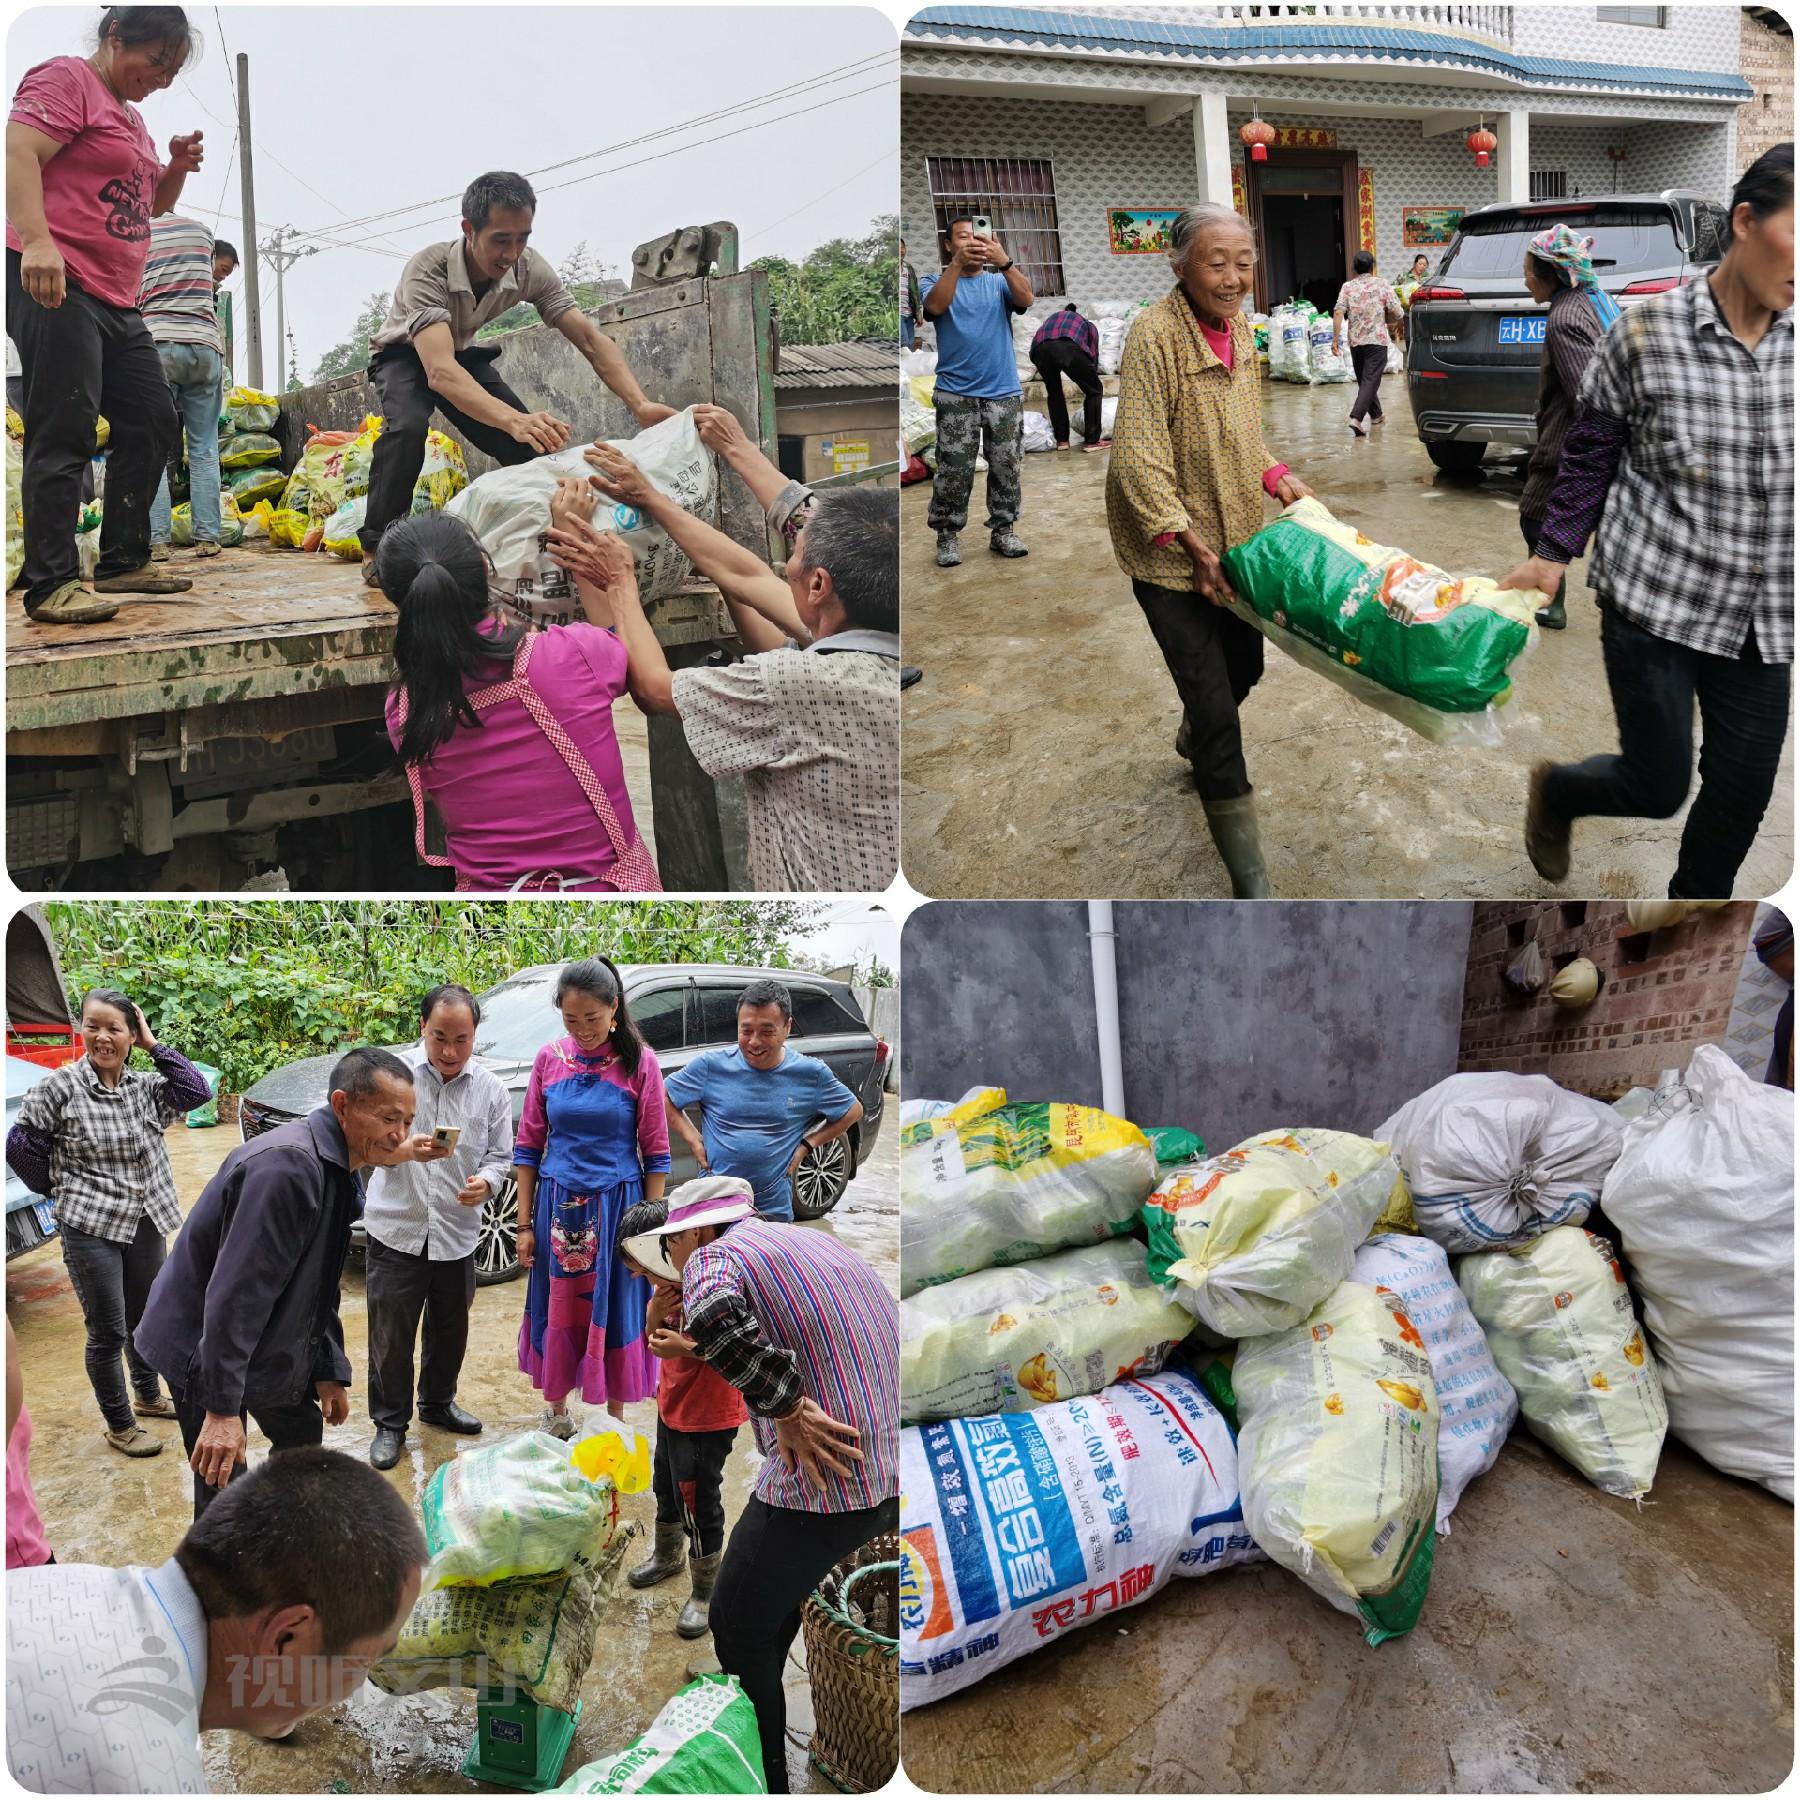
[97, 7, 200, 65]
[384, 512, 523, 767]
[1731, 142, 1794, 226]
[552, 956, 645, 1076]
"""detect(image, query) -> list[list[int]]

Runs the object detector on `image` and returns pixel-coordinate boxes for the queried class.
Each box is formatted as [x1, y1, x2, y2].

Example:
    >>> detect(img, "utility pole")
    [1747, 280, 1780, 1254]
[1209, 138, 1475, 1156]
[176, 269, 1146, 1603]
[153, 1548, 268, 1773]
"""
[235, 52, 262, 387]
[260, 226, 317, 389]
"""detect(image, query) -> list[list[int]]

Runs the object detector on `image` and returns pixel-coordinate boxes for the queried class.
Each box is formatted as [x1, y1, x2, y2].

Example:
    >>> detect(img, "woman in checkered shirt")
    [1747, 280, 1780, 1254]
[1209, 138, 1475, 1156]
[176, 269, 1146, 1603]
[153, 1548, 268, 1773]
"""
[5, 989, 210, 1458]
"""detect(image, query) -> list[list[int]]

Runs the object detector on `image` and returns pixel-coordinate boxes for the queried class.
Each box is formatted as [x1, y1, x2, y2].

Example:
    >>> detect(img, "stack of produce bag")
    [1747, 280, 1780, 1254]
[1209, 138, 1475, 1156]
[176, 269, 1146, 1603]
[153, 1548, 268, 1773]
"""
[447, 407, 716, 622]
[1602, 1047, 1794, 1500]
[1219, 496, 1539, 744]
[898, 1369, 1256, 1708]
[1376, 1071, 1623, 1252]
[1234, 1279, 1441, 1644]
[1267, 305, 1312, 383]
[168, 489, 246, 549]
[371, 1428, 651, 1713]
[1143, 1128, 1405, 1337]
[224, 385, 280, 432]
[1306, 313, 1351, 382]
[901, 1100, 1158, 1295]
[551, 1675, 766, 1794]
[1351, 1232, 1517, 1529]
[1458, 1227, 1667, 1500]
[900, 1238, 1193, 1421]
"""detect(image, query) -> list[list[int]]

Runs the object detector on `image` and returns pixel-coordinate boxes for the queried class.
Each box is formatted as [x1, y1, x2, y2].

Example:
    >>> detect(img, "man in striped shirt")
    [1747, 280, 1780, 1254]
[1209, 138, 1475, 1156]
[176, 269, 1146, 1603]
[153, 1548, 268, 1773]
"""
[139, 214, 225, 556]
[624, 1178, 898, 1794]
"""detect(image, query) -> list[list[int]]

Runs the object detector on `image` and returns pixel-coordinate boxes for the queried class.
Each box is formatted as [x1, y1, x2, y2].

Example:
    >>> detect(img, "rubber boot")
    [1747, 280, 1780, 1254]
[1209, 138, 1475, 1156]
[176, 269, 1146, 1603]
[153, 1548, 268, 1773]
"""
[629, 1521, 687, 1590]
[1202, 795, 1273, 899]
[1535, 594, 1567, 630]
[676, 1550, 722, 1639]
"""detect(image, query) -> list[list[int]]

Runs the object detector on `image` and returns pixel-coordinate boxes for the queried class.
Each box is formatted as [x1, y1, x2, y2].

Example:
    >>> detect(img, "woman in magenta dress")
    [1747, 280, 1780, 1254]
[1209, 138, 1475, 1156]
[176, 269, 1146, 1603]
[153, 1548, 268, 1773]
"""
[515, 956, 667, 1435]
[378, 512, 660, 894]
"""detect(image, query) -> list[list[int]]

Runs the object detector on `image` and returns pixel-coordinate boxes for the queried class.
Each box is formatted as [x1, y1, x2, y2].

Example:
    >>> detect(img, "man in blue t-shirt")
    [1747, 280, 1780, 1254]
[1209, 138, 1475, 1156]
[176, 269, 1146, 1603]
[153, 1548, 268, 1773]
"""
[920, 217, 1036, 569]
[663, 980, 863, 1222]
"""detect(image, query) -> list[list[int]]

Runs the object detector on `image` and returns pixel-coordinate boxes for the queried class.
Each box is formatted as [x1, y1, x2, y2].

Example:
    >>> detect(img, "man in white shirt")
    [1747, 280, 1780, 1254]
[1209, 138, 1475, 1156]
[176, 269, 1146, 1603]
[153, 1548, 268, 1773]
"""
[362, 984, 514, 1470]
[6, 1447, 423, 1794]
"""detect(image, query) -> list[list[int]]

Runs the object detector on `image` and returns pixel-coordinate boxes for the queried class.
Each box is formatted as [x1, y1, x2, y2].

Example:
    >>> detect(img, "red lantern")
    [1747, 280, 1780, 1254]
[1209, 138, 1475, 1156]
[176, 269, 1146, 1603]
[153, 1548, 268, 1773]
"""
[1467, 126, 1497, 170]
[1240, 117, 1277, 164]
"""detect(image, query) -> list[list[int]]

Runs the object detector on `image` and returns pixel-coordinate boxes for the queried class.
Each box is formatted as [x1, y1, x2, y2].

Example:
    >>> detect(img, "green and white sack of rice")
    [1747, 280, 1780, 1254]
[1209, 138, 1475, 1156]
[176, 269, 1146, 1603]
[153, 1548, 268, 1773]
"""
[420, 1430, 627, 1590]
[901, 1238, 1193, 1422]
[1458, 1227, 1667, 1500]
[551, 1674, 766, 1794]
[898, 1370, 1257, 1710]
[1143, 1129, 1405, 1338]
[1235, 1279, 1441, 1644]
[1351, 1232, 1517, 1530]
[901, 1102, 1157, 1297]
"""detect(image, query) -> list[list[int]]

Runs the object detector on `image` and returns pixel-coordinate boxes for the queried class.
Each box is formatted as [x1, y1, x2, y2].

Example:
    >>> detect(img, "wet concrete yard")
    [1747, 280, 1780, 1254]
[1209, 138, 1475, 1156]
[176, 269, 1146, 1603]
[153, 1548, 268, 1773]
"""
[901, 376, 1796, 901]
[901, 1427, 1794, 1795]
[7, 1117, 898, 1794]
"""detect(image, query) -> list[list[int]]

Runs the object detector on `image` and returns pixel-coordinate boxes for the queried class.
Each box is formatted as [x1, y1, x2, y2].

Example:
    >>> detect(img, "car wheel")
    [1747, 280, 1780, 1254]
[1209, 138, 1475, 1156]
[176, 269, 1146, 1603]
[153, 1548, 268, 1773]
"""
[476, 1175, 523, 1285]
[792, 1136, 854, 1220]
[1426, 440, 1486, 474]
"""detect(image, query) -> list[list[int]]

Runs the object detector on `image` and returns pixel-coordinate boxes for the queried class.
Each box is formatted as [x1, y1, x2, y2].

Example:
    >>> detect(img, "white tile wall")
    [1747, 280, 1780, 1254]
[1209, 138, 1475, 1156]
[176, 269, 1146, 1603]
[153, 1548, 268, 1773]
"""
[1508, 3, 1741, 76]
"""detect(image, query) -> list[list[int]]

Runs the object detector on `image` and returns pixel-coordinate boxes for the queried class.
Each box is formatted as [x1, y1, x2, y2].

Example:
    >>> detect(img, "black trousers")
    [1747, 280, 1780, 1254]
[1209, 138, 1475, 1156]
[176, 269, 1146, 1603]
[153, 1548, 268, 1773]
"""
[170, 1382, 324, 1519]
[1543, 604, 1792, 898]
[651, 1419, 738, 1557]
[1132, 576, 1264, 802]
[710, 1494, 900, 1793]
[1029, 338, 1104, 445]
[363, 1237, 476, 1432]
[59, 1216, 167, 1434]
[1519, 513, 1568, 607]
[359, 341, 537, 552]
[6, 249, 177, 607]
[1349, 342, 1387, 423]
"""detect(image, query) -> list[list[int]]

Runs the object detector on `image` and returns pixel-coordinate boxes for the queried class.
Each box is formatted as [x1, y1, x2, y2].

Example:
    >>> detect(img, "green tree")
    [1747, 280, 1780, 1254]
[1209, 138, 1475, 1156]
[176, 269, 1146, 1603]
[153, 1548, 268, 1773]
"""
[753, 213, 898, 345]
[45, 900, 820, 1096]
[476, 241, 629, 342]
[312, 291, 391, 383]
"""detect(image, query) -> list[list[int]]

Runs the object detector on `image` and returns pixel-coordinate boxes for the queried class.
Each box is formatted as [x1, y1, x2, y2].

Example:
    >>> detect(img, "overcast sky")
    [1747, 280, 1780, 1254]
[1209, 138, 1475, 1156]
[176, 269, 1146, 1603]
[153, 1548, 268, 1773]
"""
[8, 4, 897, 384]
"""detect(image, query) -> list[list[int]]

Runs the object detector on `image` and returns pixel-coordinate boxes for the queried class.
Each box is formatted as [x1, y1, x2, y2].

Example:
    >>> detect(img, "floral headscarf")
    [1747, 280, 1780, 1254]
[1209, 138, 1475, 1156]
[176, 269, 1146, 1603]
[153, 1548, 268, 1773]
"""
[1528, 222, 1622, 330]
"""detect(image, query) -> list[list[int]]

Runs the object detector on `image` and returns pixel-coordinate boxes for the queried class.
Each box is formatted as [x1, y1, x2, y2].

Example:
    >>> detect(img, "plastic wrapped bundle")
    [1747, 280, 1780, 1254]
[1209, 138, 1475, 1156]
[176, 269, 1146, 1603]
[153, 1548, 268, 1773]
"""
[1268, 307, 1312, 383]
[900, 1238, 1193, 1421]
[1235, 1280, 1440, 1643]
[1144, 1129, 1404, 1338]
[412, 428, 468, 513]
[446, 408, 716, 625]
[1458, 1228, 1667, 1500]
[169, 491, 245, 548]
[898, 1086, 1006, 1146]
[218, 430, 282, 469]
[6, 432, 22, 588]
[1376, 1071, 1622, 1253]
[1603, 1047, 1793, 1500]
[1220, 497, 1538, 745]
[1307, 317, 1352, 382]
[898, 1371, 1257, 1710]
[1351, 1233, 1517, 1530]
[225, 386, 281, 432]
[901, 1103, 1157, 1296]
[227, 465, 287, 508]
[901, 376, 936, 457]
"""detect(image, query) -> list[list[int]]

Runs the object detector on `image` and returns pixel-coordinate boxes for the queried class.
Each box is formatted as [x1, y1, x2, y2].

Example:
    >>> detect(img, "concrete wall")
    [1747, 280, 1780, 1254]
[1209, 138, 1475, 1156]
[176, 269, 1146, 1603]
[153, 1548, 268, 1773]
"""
[1458, 900, 1760, 1097]
[1738, 8, 1795, 173]
[901, 901, 1473, 1147]
[852, 982, 902, 1091]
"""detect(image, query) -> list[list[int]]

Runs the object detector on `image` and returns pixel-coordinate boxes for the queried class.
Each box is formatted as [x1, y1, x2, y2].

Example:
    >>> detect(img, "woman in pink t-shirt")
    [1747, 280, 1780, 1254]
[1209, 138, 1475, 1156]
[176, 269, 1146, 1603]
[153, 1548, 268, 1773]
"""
[7, 7, 206, 624]
[380, 511, 661, 893]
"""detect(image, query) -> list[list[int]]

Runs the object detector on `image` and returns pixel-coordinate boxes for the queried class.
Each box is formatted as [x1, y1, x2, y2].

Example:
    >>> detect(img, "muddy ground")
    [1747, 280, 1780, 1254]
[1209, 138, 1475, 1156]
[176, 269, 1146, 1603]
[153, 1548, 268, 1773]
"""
[900, 377, 1796, 901]
[6, 1117, 898, 1794]
[901, 1429, 1794, 1795]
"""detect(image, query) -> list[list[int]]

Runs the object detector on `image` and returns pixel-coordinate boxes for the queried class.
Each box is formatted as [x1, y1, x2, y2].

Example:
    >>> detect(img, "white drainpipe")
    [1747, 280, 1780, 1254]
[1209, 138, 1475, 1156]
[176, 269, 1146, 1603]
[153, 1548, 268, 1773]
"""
[1087, 900, 1126, 1118]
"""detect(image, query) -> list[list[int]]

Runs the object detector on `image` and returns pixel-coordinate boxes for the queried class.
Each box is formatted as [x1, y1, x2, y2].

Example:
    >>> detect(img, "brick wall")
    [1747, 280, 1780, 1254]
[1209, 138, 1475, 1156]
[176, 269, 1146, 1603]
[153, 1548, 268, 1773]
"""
[1459, 900, 1759, 1098]
[1738, 8, 1795, 174]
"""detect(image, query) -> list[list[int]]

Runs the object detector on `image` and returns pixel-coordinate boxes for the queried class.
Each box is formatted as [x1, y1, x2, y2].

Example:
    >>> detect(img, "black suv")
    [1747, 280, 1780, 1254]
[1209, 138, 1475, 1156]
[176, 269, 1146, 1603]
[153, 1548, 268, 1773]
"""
[1406, 191, 1730, 473]
[237, 964, 890, 1284]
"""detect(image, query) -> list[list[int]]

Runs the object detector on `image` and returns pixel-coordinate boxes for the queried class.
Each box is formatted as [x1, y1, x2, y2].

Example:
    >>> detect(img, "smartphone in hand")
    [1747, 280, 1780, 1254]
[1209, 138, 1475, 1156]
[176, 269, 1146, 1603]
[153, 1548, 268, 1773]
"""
[433, 1125, 462, 1152]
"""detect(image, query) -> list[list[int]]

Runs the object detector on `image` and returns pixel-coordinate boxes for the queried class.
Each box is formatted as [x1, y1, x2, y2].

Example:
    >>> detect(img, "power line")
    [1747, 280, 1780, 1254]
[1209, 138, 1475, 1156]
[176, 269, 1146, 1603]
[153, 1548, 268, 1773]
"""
[747, 146, 897, 251]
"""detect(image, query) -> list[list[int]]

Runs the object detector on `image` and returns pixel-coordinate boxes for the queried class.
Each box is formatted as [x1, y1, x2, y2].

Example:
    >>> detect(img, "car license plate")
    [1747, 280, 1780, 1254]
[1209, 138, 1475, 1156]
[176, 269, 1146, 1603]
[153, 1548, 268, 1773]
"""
[1497, 314, 1547, 344]
[31, 1201, 54, 1237]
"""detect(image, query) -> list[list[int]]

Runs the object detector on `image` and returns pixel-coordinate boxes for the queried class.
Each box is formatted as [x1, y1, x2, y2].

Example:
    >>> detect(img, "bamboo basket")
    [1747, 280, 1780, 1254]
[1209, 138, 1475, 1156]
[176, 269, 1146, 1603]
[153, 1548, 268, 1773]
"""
[800, 1533, 899, 1793]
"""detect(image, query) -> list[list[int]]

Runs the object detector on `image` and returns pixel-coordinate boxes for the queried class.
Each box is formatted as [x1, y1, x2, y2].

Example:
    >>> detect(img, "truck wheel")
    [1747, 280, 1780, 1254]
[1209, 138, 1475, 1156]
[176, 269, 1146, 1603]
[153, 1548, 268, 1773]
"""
[1426, 441, 1486, 475]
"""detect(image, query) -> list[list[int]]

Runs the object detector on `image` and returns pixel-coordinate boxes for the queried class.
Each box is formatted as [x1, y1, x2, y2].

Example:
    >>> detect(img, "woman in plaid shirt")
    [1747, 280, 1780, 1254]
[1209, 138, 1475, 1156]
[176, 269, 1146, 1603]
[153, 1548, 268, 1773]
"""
[1506, 143, 1794, 899]
[5, 989, 209, 1457]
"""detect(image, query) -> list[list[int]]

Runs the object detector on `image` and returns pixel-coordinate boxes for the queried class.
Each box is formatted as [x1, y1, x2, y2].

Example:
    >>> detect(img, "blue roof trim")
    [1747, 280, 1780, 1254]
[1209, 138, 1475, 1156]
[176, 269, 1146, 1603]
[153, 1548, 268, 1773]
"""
[905, 8, 1754, 100]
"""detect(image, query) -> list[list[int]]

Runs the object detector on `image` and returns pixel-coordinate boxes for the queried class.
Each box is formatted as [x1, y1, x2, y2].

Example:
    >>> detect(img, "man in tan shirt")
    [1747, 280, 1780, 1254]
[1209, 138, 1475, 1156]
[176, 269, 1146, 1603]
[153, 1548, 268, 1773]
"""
[357, 170, 675, 565]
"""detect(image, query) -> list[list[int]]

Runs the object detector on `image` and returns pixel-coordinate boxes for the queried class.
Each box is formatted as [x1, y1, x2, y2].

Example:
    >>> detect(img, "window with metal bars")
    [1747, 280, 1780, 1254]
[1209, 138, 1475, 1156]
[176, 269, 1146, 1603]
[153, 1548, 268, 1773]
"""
[925, 155, 1066, 295]
[1530, 169, 1569, 201]
[1596, 5, 1667, 26]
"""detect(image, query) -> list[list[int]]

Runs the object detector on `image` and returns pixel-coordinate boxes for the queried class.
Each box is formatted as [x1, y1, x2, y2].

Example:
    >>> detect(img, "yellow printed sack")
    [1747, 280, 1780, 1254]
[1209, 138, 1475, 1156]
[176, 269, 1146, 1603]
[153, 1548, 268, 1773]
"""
[899, 1085, 1007, 1151]
[1144, 1129, 1405, 1337]
[264, 507, 310, 549]
[411, 429, 468, 512]
[901, 1101, 1157, 1295]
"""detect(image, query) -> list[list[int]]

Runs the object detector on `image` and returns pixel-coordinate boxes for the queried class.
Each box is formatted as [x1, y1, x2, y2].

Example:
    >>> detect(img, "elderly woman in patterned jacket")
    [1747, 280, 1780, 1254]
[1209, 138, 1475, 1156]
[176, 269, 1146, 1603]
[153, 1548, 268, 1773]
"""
[1105, 202, 1314, 900]
[4, 988, 209, 1458]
